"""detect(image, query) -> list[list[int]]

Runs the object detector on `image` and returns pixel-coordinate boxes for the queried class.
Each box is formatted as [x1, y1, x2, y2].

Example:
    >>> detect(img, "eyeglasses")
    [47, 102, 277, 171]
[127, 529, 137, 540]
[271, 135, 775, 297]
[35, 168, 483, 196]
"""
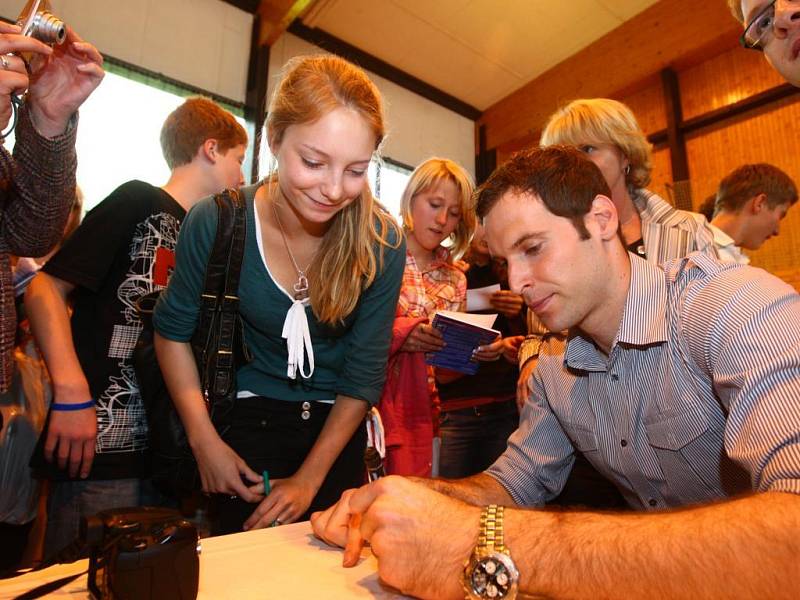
[741, 0, 778, 51]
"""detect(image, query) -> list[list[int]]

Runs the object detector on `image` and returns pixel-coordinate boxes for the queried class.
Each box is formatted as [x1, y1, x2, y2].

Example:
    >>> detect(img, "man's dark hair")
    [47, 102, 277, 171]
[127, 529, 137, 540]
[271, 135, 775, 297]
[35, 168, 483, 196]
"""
[716, 163, 798, 214]
[475, 145, 611, 239]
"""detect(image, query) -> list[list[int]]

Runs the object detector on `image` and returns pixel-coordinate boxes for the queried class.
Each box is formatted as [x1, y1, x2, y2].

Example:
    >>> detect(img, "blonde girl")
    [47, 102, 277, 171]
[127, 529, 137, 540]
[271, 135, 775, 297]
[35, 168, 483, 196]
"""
[154, 55, 404, 534]
[377, 157, 476, 477]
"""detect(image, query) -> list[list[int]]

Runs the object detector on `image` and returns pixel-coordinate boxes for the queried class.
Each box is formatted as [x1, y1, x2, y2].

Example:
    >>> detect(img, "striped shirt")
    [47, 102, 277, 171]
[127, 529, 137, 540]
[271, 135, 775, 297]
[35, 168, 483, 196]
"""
[489, 253, 800, 510]
[518, 189, 719, 366]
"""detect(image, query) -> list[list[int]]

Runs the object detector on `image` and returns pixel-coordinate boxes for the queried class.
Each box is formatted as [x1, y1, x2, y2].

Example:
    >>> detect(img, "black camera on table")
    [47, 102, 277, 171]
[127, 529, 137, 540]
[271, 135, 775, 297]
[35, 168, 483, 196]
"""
[17, 0, 66, 46]
[84, 506, 200, 600]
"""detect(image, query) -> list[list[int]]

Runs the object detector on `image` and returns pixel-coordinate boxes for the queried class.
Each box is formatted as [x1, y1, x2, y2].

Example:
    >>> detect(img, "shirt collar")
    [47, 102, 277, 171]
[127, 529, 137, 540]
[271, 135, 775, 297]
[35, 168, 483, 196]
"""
[709, 222, 736, 247]
[406, 245, 452, 273]
[565, 253, 667, 371]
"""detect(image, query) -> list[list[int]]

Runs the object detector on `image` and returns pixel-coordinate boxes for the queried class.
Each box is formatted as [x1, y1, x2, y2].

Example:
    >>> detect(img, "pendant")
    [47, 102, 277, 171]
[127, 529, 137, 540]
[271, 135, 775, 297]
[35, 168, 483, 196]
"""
[293, 274, 309, 300]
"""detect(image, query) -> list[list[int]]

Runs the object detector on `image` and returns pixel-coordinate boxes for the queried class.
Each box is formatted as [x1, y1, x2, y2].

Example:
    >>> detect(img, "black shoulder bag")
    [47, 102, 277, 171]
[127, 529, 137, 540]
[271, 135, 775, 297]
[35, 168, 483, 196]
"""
[134, 188, 251, 497]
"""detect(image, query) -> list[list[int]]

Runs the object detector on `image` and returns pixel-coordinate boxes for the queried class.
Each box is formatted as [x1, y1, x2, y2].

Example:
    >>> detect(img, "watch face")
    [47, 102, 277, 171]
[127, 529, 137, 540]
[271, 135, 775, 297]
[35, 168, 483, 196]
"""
[469, 554, 516, 599]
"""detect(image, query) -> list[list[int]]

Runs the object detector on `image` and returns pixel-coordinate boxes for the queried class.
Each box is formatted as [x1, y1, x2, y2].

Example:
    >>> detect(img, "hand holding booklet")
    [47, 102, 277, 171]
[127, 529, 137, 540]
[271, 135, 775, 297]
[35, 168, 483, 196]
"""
[425, 310, 500, 375]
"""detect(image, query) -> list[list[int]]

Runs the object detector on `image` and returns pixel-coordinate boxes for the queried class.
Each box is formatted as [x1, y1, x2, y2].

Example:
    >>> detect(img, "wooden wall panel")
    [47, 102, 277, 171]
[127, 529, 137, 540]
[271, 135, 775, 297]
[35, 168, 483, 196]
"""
[648, 147, 673, 201]
[685, 97, 800, 281]
[619, 80, 667, 137]
[679, 46, 785, 121]
[477, 0, 740, 151]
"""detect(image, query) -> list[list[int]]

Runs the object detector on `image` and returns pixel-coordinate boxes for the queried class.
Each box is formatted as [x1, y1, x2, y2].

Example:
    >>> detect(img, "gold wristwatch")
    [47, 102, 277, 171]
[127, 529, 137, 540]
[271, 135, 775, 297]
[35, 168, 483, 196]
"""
[463, 505, 519, 600]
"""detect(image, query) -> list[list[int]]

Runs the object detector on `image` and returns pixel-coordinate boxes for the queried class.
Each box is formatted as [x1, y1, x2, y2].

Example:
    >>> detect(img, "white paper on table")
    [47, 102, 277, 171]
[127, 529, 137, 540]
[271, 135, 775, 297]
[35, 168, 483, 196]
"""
[466, 283, 500, 311]
[436, 309, 498, 330]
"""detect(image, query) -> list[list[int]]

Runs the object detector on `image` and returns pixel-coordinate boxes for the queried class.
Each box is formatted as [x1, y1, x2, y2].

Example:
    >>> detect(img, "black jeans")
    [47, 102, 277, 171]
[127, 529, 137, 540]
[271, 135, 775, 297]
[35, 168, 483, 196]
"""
[210, 396, 366, 535]
[438, 398, 519, 479]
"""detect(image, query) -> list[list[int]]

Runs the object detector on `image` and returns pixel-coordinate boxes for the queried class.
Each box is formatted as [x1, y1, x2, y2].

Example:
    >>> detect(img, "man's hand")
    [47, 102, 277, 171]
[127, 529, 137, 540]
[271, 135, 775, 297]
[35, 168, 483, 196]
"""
[516, 357, 537, 412]
[243, 473, 318, 530]
[44, 382, 96, 478]
[400, 321, 445, 353]
[26, 27, 104, 137]
[311, 487, 359, 554]
[0, 22, 53, 131]
[490, 290, 524, 319]
[313, 476, 479, 600]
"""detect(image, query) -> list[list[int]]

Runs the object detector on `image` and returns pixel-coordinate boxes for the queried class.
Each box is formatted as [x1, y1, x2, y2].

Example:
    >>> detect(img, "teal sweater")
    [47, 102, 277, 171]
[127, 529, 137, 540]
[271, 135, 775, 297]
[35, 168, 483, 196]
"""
[153, 184, 405, 405]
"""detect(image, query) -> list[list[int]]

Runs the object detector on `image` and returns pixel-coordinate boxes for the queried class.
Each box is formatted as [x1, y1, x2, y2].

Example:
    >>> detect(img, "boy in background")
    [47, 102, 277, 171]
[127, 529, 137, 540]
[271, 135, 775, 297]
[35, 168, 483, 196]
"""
[25, 97, 247, 558]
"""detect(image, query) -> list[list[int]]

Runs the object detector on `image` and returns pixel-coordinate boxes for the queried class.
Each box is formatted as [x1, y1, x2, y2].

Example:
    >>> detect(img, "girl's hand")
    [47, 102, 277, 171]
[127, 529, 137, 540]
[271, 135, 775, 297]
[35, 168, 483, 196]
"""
[473, 336, 504, 362]
[243, 473, 318, 530]
[502, 335, 525, 364]
[193, 436, 263, 502]
[400, 321, 445, 353]
[453, 259, 470, 273]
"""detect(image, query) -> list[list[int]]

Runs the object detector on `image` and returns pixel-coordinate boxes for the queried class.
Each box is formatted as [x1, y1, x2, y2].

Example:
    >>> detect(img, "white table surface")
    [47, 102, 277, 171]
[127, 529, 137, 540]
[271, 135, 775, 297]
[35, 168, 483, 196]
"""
[0, 522, 412, 599]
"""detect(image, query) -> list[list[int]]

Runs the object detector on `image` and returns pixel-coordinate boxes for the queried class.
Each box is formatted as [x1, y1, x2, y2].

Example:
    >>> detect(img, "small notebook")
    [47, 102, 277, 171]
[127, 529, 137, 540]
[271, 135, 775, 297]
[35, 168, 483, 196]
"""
[425, 310, 500, 375]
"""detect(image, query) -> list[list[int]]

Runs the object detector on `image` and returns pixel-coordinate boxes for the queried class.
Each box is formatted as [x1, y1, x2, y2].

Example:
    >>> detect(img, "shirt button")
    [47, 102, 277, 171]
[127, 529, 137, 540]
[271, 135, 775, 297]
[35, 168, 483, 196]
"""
[648, 498, 657, 507]
[301, 410, 310, 420]
[620, 439, 628, 447]
[301, 401, 311, 410]
[610, 374, 619, 381]
[260, 420, 267, 427]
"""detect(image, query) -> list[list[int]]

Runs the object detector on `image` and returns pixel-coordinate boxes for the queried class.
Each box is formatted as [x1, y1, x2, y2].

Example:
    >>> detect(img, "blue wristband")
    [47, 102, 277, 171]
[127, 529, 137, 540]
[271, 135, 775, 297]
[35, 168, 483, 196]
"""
[51, 399, 94, 411]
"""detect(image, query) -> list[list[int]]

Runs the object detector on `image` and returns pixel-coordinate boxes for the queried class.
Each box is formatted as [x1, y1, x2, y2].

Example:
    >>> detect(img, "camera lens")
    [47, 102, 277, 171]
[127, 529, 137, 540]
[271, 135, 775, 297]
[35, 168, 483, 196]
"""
[31, 11, 66, 45]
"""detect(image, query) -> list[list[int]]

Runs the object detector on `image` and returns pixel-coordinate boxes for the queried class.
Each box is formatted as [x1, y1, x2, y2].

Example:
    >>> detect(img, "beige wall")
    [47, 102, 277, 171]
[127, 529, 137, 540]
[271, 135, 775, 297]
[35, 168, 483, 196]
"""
[0, 0, 253, 103]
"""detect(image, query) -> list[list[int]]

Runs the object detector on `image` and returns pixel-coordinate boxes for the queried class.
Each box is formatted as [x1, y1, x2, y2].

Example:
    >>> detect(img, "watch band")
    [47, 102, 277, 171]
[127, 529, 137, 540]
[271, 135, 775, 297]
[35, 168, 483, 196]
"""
[464, 504, 519, 599]
[478, 504, 506, 554]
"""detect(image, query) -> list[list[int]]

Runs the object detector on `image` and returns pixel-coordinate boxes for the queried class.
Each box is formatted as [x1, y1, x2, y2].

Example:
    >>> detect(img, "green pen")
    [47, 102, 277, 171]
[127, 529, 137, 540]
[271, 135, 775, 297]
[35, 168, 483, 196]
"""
[264, 470, 281, 527]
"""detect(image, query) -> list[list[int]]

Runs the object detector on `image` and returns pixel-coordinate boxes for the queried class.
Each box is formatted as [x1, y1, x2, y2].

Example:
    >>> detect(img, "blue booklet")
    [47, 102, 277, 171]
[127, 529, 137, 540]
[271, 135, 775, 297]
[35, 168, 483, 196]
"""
[425, 311, 500, 375]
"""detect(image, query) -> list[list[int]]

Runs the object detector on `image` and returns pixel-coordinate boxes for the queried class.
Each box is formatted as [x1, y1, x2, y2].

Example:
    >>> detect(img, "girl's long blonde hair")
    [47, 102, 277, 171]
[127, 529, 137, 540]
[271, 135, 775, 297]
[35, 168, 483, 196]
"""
[400, 158, 476, 260]
[266, 55, 401, 325]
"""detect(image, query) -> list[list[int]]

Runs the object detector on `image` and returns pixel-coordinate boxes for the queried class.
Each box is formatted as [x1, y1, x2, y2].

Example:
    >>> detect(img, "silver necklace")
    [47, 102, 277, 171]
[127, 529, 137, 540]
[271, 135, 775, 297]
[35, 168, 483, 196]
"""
[271, 200, 311, 300]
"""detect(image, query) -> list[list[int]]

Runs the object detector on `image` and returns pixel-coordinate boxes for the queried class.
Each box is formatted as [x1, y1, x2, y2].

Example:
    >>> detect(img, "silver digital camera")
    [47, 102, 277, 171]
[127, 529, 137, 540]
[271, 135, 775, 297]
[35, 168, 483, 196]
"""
[17, 0, 66, 46]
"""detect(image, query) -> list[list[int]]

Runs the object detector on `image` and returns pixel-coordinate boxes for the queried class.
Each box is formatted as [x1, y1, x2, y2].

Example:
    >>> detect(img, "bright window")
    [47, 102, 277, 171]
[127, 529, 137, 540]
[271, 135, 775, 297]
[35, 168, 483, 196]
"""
[5, 65, 247, 213]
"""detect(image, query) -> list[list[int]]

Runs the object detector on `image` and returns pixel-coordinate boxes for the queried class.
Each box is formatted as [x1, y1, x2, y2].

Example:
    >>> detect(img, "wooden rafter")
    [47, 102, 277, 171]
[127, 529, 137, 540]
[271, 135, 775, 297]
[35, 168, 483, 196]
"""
[256, 0, 318, 47]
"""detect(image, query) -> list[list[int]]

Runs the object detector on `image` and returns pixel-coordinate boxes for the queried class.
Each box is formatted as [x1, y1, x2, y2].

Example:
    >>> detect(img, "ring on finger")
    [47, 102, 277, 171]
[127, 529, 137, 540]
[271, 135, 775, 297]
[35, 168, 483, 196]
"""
[0, 55, 9, 70]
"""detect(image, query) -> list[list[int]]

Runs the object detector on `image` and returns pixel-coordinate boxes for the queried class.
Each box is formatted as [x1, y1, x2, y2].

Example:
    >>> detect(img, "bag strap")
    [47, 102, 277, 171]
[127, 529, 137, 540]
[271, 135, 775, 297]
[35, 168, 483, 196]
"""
[198, 188, 247, 401]
[200, 188, 242, 300]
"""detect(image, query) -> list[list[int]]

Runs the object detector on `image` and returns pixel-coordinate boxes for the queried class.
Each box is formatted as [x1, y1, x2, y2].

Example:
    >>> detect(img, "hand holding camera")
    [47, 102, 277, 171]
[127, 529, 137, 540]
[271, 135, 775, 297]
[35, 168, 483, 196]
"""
[0, 0, 104, 138]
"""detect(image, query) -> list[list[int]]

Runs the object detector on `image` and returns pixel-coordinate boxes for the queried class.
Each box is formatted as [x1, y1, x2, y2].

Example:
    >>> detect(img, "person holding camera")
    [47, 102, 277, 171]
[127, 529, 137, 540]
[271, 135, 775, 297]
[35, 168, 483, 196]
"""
[0, 20, 103, 394]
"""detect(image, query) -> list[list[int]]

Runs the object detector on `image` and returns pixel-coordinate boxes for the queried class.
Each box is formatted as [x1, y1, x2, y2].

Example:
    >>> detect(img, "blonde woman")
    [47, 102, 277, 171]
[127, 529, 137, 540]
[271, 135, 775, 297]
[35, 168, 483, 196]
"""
[540, 98, 716, 263]
[377, 157, 476, 477]
[153, 55, 404, 534]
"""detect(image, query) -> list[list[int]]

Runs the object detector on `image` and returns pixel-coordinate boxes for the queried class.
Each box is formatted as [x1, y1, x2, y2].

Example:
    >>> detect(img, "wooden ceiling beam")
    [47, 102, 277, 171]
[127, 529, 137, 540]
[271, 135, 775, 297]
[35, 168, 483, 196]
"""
[256, 0, 318, 47]
[479, 0, 742, 152]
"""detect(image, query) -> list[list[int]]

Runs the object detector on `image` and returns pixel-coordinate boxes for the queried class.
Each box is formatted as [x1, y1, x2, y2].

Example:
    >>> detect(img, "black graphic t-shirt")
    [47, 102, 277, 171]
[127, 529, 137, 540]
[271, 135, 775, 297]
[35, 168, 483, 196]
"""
[42, 180, 185, 479]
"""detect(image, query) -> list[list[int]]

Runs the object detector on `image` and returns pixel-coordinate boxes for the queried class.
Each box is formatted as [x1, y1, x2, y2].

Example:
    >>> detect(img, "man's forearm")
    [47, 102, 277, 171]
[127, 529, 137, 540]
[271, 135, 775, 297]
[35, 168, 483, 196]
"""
[414, 472, 517, 506]
[24, 273, 88, 395]
[506, 491, 800, 599]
